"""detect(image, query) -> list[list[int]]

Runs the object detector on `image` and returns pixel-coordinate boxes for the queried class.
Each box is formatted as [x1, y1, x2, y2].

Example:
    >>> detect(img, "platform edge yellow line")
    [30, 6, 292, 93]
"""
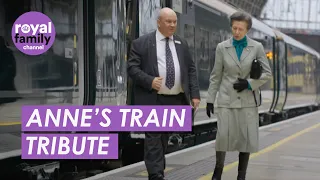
[198, 122, 320, 180]
[0, 122, 21, 126]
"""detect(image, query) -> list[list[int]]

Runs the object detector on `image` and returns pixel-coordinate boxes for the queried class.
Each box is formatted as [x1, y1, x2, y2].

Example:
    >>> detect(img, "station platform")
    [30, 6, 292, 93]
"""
[84, 110, 320, 180]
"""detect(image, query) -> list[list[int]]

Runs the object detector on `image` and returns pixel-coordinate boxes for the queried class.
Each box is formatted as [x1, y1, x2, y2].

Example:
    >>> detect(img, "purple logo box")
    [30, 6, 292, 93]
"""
[21, 105, 192, 132]
[21, 133, 118, 159]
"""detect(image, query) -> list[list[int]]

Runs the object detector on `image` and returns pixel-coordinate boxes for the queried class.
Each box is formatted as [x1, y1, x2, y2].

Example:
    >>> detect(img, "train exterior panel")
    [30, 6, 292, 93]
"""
[273, 30, 320, 112]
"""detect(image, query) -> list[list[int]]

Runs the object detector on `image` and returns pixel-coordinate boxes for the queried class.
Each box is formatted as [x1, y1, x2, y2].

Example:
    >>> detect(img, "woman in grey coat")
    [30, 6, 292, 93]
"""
[206, 11, 272, 180]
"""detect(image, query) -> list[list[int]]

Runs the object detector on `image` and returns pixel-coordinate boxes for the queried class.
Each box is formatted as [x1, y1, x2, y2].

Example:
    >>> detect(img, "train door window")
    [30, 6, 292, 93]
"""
[125, 0, 138, 105]
[210, 30, 220, 69]
[94, 0, 126, 106]
[315, 56, 320, 103]
[184, 24, 195, 63]
[0, 0, 84, 122]
[139, 0, 161, 37]
[196, 28, 210, 89]
[274, 40, 287, 112]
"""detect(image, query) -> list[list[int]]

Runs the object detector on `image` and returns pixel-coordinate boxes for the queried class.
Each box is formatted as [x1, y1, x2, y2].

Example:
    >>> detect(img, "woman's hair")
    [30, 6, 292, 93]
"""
[230, 11, 252, 30]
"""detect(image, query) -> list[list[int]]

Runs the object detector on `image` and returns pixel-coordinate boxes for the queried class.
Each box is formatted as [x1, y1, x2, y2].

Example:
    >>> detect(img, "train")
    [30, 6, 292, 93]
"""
[0, 0, 320, 179]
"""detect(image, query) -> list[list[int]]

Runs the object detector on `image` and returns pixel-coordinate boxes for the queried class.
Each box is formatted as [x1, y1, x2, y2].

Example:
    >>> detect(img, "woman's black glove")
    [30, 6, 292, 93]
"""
[206, 103, 214, 118]
[233, 78, 248, 92]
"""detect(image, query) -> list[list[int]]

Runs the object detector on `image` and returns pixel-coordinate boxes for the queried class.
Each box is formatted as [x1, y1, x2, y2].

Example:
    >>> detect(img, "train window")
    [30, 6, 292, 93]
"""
[126, 0, 138, 43]
[196, 27, 210, 89]
[248, 29, 273, 53]
[219, 30, 232, 41]
[126, 1, 133, 38]
[184, 24, 195, 63]
[126, 0, 138, 105]
[210, 30, 220, 69]
[161, 0, 169, 7]
[94, 0, 127, 106]
[139, 0, 161, 37]
[0, 0, 84, 122]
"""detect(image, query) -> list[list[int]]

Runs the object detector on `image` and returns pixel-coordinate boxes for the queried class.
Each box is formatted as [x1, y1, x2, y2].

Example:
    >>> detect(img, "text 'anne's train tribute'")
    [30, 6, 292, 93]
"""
[21, 105, 192, 159]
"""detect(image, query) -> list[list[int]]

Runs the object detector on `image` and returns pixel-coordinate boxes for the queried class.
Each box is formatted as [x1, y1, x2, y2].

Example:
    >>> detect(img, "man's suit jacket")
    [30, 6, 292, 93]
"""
[206, 36, 272, 108]
[127, 31, 200, 105]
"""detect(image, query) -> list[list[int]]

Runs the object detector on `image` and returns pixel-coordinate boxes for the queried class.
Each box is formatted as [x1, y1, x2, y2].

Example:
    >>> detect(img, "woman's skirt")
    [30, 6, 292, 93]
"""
[215, 107, 259, 153]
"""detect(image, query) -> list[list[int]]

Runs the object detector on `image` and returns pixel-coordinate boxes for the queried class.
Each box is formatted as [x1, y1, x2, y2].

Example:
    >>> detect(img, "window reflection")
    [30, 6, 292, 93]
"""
[286, 45, 317, 109]
[275, 41, 287, 111]
[139, 0, 161, 37]
[95, 0, 126, 106]
[196, 28, 210, 89]
[184, 24, 195, 64]
[0, 0, 82, 124]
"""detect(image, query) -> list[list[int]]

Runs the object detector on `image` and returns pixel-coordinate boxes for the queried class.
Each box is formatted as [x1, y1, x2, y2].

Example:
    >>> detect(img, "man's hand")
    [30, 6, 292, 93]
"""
[192, 98, 200, 109]
[152, 77, 163, 91]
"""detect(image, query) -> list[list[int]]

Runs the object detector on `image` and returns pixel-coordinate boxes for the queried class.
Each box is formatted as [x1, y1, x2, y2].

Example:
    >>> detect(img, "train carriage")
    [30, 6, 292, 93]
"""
[273, 29, 320, 115]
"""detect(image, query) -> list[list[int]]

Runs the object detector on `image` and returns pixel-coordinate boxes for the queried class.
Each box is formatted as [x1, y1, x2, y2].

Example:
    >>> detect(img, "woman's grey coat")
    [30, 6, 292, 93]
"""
[207, 36, 272, 152]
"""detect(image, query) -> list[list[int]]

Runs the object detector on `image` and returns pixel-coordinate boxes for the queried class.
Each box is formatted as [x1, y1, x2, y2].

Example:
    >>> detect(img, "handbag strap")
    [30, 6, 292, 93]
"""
[252, 89, 261, 107]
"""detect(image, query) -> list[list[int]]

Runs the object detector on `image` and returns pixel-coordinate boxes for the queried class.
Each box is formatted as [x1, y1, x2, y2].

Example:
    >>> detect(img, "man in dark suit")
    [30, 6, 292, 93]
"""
[127, 7, 200, 180]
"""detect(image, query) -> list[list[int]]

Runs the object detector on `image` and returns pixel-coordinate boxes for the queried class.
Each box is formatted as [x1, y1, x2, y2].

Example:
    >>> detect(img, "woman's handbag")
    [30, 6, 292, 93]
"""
[250, 59, 262, 107]
[250, 59, 262, 79]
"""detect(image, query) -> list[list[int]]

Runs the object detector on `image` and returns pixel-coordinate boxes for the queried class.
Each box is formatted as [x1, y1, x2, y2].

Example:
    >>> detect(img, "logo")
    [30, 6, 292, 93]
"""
[11, 11, 56, 56]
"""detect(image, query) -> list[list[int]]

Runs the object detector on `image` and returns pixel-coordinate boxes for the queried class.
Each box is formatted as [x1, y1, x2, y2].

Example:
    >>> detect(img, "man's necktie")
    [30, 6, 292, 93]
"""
[165, 37, 175, 89]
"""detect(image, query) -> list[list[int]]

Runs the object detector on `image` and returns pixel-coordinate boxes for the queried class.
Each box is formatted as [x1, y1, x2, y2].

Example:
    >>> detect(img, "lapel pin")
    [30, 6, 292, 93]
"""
[174, 40, 181, 44]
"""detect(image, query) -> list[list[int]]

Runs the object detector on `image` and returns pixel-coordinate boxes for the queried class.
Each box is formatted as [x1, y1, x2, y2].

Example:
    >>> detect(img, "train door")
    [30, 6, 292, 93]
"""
[315, 55, 320, 105]
[125, 0, 170, 106]
[0, 0, 85, 124]
[265, 36, 277, 113]
[273, 39, 287, 113]
[92, 0, 127, 107]
[121, 0, 171, 166]
[125, 0, 138, 105]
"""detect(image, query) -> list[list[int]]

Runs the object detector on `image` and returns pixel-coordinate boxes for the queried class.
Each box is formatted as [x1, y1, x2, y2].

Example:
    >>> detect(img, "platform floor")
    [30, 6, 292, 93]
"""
[84, 110, 320, 180]
[219, 123, 320, 180]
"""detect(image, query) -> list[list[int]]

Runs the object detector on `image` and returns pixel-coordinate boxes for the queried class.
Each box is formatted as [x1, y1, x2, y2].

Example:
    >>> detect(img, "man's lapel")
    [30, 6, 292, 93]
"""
[149, 31, 159, 76]
[173, 35, 183, 67]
